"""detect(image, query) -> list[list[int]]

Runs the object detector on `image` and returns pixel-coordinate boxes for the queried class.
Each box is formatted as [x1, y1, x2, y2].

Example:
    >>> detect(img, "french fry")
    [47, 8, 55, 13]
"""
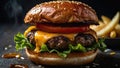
[90, 21, 106, 32]
[115, 24, 120, 37]
[97, 12, 120, 37]
[90, 12, 120, 38]
[101, 15, 111, 24]
[110, 30, 116, 38]
[95, 21, 106, 31]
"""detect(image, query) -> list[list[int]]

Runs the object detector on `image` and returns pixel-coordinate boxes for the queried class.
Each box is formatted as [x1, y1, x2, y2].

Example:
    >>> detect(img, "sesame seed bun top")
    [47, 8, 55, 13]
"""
[24, 1, 98, 25]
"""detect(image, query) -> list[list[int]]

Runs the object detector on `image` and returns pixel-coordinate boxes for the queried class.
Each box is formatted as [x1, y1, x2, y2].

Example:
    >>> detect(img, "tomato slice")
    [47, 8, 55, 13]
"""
[36, 23, 89, 33]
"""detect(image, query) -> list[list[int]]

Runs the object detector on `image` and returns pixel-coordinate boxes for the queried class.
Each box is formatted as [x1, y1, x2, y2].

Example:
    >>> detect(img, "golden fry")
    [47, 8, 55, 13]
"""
[90, 21, 106, 32]
[97, 12, 119, 37]
[115, 24, 120, 37]
[90, 12, 120, 38]
[101, 15, 111, 24]
[110, 30, 116, 38]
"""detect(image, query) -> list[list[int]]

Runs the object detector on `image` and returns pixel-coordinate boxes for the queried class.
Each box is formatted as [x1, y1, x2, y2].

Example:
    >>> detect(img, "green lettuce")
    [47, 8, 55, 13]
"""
[14, 32, 34, 50]
[40, 43, 87, 58]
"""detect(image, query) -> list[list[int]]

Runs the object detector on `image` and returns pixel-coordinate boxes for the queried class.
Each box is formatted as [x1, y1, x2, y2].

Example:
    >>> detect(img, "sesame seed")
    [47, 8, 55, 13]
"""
[84, 7, 87, 9]
[53, 6, 56, 8]
[73, 9, 76, 11]
[64, 8, 66, 10]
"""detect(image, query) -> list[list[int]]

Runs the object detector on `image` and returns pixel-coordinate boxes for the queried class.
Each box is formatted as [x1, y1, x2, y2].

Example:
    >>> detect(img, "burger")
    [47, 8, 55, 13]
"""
[14, 1, 106, 66]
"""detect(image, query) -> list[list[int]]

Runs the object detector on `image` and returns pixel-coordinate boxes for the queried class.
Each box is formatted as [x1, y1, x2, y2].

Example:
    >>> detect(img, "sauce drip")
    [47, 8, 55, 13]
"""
[10, 64, 28, 68]
[2, 53, 21, 59]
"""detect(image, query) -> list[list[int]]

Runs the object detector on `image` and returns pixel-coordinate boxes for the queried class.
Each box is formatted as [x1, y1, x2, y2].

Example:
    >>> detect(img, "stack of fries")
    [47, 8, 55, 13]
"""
[90, 12, 120, 38]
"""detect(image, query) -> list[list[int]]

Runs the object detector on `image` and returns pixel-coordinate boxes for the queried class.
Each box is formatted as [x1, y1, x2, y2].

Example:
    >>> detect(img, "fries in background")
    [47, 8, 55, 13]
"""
[101, 15, 111, 24]
[90, 12, 120, 38]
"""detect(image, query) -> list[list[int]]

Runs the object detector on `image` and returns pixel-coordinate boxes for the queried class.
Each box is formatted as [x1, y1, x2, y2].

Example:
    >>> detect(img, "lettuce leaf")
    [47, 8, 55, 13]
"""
[40, 44, 87, 58]
[95, 38, 107, 51]
[14, 32, 34, 50]
[69, 44, 86, 52]
[39, 39, 107, 58]
[40, 44, 70, 58]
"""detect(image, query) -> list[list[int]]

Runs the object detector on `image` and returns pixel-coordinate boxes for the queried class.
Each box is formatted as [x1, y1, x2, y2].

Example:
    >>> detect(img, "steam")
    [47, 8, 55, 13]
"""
[4, 0, 23, 23]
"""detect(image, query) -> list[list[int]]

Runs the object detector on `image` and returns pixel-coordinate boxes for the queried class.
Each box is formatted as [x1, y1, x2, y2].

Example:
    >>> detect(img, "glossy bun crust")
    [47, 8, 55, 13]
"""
[24, 1, 98, 24]
[26, 48, 98, 66]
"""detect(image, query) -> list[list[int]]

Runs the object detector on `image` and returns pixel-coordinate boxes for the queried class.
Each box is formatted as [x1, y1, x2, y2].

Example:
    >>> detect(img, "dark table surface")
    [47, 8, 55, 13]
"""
[0, 23, 120, 68]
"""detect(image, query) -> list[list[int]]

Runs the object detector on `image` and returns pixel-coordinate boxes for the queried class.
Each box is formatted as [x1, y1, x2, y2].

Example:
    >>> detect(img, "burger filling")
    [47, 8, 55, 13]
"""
[14, 26, 106, 58]
[26, 30, 96, 51]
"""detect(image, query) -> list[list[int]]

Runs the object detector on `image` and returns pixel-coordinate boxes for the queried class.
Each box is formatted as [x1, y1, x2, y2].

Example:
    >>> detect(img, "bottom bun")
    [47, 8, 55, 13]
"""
[26, 49, 98, 66]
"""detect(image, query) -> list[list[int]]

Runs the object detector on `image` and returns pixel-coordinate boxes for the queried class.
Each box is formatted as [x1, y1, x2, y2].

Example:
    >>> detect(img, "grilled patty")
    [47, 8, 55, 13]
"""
[26, 31, 96, 51]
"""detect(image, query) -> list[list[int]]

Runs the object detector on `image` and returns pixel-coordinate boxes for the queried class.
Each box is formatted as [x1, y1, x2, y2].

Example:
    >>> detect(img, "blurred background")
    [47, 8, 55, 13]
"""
[0, 0, 120, 25]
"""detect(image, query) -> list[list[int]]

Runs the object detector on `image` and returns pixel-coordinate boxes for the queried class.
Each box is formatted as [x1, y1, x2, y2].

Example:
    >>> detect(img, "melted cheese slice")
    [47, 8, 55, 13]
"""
[24, 26, 77, 52]
[24, 26, 37, 37]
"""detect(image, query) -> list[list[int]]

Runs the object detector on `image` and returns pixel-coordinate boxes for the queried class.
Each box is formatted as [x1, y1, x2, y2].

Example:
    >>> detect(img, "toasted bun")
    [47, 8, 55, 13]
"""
[24, 1, 98, 24]
[26, 48, 98, 66]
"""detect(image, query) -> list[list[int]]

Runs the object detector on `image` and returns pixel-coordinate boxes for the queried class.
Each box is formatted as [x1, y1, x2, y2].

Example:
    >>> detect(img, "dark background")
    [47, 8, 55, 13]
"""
[0, 0, 120, 24]
[0, 0, 120, 68]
